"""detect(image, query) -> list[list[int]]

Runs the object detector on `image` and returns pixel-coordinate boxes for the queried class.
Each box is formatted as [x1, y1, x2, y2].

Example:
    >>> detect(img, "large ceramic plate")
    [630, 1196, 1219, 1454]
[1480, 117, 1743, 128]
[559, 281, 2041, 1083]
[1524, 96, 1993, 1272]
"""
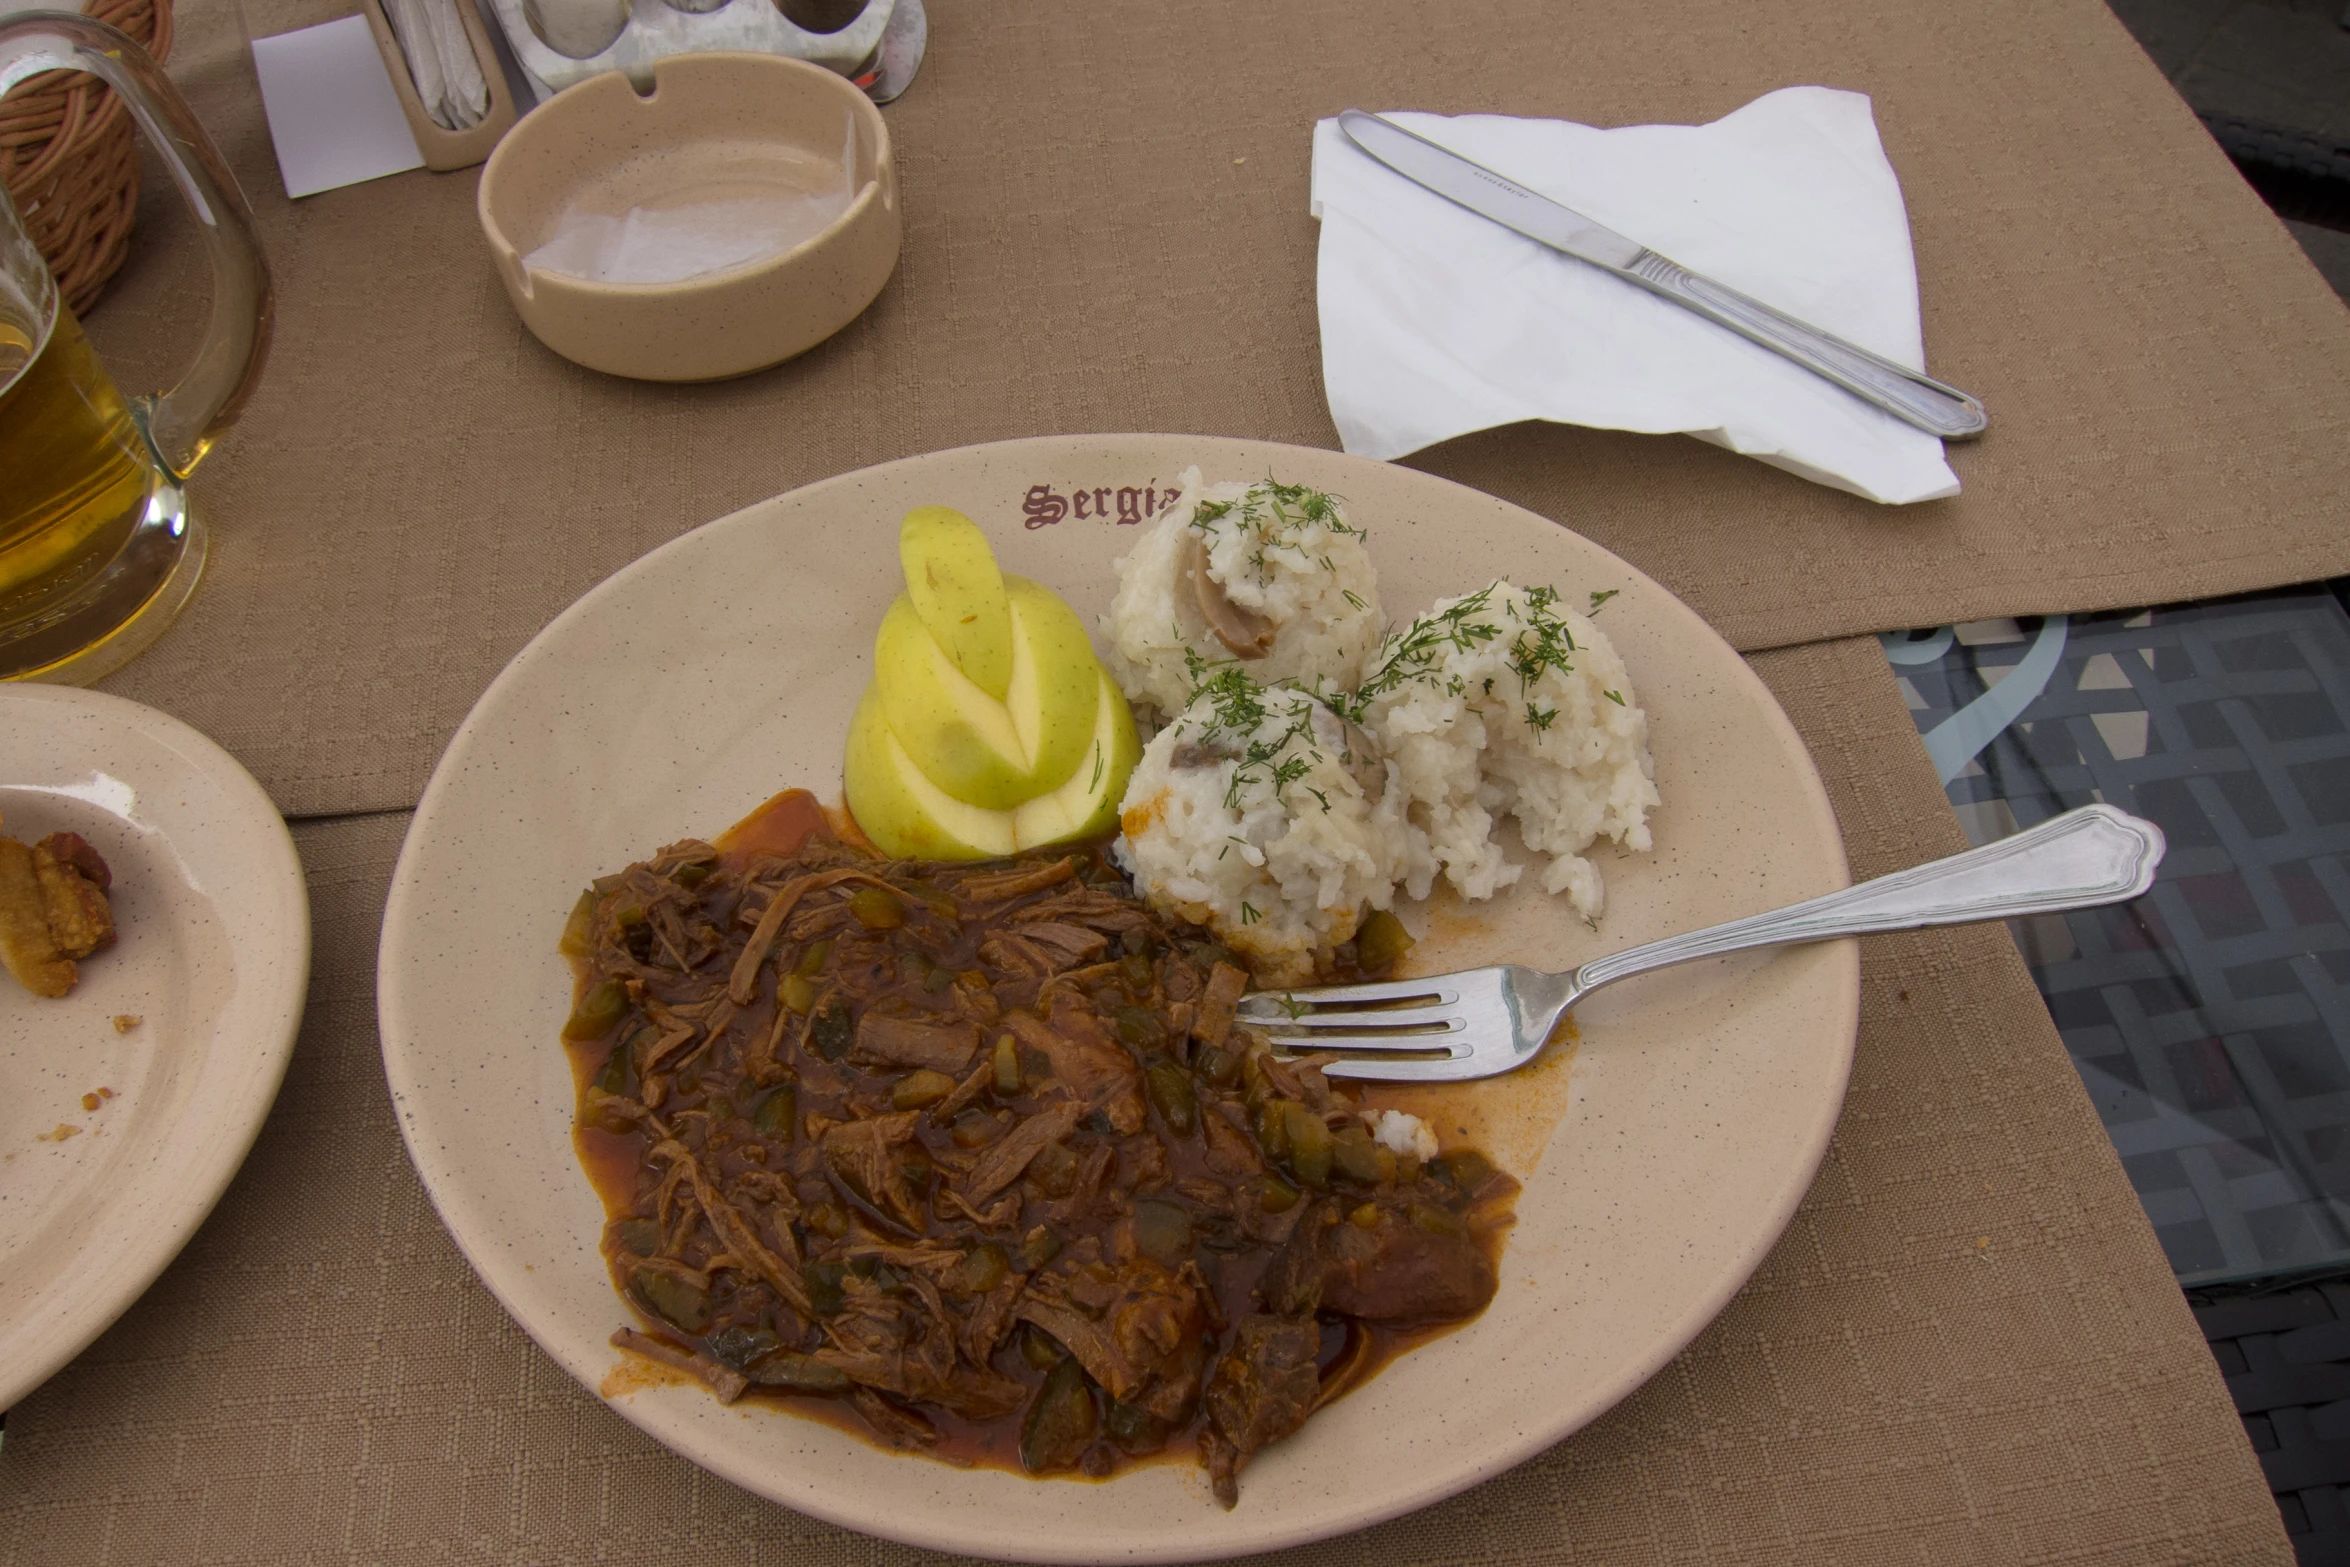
[378, 435, 1856, 1561]
[0, 684, 308, 1411]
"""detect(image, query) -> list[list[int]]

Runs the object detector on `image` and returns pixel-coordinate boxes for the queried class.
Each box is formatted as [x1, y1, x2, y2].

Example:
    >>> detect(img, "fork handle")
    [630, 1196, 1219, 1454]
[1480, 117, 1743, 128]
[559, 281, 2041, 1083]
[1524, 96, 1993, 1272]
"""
[1573, 804, 2165, 997]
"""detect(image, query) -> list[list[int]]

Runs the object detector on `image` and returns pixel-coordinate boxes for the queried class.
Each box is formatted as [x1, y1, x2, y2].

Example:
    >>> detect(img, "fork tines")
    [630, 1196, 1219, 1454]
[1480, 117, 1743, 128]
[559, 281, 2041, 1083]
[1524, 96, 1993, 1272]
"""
[1239, 980, 1471, 1056]
[1237, 977, 1460, 1015]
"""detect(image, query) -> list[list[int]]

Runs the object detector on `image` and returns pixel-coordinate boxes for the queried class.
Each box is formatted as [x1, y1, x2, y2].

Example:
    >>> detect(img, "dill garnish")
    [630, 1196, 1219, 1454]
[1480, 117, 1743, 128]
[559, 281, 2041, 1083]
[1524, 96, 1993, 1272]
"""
[1506, 585, 1577, 680]
[1342, 581, 1583, 732]
[1337, 584, 1503, 722]
[1181, 645, 1235, 690]
[1182, 478, 1362, 588]
[1179, 653, 1326, 810]
[1588, 588, 1619, 613]
[1257, 476, 1363, 539]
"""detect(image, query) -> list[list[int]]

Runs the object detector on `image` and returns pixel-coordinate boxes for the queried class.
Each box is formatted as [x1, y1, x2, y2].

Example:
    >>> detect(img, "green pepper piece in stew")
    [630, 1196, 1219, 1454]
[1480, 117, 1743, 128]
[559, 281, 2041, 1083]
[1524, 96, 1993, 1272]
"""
[1019, 1353, 1097, 1473]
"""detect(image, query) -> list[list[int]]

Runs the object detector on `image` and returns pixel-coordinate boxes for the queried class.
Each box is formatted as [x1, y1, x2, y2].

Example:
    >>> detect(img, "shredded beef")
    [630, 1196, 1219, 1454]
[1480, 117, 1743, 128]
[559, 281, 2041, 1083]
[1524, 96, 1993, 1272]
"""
[571, 808, 1514, 1503]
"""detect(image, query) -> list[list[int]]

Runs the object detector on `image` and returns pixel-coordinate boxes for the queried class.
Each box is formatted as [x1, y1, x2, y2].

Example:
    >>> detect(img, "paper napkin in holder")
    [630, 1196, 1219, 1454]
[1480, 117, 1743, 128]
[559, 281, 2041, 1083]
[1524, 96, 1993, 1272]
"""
[380, 0, 490, 130]
[1309, 87, 1961, 504]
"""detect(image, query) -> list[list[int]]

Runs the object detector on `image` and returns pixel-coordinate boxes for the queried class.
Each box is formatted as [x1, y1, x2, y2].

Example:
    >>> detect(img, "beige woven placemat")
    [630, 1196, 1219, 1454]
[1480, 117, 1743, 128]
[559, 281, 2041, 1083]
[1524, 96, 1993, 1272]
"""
[0, 641, 2285, 1564]
[77, 0, 2350, 820]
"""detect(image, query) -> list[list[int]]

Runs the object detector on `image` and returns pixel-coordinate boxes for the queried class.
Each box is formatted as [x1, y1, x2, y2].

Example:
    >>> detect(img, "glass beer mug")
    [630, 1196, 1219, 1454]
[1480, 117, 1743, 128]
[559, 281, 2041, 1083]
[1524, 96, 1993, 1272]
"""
[0, 11, 270, 683]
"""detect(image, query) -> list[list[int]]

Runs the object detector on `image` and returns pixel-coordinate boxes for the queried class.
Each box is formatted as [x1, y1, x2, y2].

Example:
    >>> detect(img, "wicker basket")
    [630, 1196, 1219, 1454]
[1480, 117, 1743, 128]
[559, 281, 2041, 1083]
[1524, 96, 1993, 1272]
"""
[0, 0, 175, 317]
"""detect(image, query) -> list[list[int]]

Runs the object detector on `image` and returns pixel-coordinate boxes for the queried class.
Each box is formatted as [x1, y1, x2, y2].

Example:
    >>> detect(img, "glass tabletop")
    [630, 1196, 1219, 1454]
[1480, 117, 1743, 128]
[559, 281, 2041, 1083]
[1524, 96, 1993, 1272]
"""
[1885, 583, 2350, 1287]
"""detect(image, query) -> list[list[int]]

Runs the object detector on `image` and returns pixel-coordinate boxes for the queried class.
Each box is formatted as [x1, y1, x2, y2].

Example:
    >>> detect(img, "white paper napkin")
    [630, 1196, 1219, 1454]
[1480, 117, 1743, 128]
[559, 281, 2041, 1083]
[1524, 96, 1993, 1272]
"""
[1309, 87, 1961, 504]
[380, 0, 489, 131]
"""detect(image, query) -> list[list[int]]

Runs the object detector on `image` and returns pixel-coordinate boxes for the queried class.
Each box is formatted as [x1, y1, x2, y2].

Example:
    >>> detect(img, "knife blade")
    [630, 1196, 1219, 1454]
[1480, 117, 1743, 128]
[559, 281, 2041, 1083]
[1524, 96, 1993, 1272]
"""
[1336, 109, 1988, 441]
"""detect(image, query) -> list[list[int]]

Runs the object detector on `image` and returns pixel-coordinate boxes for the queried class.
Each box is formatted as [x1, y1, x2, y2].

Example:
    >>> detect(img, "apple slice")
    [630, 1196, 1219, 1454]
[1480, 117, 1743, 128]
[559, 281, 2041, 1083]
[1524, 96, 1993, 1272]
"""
[1012, 671, 1142, 847]
[845, 671, 1140, 860]
[843, 686, 1019, 859]
[899, 506, 1013, 700]
[875, 577, 1101, 811]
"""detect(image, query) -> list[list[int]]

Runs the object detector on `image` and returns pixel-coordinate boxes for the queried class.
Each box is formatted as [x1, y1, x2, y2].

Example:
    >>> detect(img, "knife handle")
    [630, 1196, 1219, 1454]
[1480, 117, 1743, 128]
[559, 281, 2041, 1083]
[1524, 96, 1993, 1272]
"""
[1623, 252, 1988, 441]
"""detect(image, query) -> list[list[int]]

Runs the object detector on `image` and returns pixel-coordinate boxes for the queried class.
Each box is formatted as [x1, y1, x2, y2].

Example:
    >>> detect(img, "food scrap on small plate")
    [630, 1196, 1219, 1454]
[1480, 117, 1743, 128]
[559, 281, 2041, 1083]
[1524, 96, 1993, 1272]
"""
[0, 815, 116, 999]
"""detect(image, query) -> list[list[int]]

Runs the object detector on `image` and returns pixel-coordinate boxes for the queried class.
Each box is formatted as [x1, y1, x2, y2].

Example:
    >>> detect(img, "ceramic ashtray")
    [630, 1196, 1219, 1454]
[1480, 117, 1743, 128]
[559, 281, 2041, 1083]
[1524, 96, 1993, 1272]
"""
[477, 51, 898, 381]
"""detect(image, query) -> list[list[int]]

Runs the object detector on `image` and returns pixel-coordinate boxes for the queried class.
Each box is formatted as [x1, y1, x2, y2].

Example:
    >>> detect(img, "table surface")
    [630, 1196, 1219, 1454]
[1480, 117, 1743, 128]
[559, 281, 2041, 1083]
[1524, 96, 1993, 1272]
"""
[9, 0, 2350, 1558]
[1891, 590, 2350, 1290]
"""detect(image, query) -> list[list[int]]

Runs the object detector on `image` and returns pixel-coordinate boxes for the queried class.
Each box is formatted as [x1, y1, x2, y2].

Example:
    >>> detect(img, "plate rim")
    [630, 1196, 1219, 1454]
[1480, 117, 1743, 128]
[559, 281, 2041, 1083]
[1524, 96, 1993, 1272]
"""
[378, 432, 1857, 1560]
[0, 681, 311, 1410]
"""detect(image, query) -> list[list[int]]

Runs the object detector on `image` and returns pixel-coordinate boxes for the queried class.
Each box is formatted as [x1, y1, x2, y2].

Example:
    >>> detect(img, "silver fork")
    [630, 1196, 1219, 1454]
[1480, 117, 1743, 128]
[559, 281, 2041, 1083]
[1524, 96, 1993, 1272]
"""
[1236, 804, 2166, 1081]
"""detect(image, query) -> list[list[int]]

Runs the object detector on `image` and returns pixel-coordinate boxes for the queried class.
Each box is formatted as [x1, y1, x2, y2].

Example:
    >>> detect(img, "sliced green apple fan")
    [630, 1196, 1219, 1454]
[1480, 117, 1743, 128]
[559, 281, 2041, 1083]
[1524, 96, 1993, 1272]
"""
[844, 507, 1141, 857]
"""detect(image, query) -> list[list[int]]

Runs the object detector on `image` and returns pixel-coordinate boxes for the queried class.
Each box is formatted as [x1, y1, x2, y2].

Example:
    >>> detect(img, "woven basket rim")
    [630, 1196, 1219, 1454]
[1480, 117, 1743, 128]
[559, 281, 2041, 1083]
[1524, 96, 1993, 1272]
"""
[0, 0, 176, 315]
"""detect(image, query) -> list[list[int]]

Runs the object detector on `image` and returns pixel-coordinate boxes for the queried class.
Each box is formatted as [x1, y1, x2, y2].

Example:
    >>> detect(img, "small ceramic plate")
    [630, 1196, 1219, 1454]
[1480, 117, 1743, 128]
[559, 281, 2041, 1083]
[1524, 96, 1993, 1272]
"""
[0, 684, 308, 1411]
[379, 435, 1857, 1561]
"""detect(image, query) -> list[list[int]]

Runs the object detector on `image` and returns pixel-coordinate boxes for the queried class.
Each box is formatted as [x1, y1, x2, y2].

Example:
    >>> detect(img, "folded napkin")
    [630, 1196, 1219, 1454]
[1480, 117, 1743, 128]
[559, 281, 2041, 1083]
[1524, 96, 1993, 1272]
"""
[381, 0, 489, 131]
[1309, 87, 1961, 504]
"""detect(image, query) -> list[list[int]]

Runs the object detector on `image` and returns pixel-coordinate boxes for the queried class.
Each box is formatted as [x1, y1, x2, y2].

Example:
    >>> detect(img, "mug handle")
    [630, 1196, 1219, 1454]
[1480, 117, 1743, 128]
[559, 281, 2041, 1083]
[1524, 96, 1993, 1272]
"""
[0, 11, 272, 480]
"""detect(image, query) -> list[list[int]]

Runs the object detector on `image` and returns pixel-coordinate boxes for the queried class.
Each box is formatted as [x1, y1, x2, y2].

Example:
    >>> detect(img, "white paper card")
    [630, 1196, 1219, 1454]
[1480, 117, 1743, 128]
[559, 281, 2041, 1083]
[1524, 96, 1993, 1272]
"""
[251, 15, 425, 200]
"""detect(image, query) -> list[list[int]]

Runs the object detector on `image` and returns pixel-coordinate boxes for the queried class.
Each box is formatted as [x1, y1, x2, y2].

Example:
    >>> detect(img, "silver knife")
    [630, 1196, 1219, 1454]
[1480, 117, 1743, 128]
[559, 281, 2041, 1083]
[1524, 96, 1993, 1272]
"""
[1337, 109, 1988, 441]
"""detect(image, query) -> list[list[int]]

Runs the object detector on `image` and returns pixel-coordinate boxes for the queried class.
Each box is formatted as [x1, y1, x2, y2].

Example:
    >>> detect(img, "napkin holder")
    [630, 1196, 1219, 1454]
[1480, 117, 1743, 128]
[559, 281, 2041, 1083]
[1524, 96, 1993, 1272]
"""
[359, 0, 517, 171]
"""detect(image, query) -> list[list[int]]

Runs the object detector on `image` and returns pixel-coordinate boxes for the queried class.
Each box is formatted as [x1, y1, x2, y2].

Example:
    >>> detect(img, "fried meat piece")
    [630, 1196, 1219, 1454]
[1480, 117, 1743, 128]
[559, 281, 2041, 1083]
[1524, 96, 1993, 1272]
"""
[1200, 1314, 1323, 1508]
[0, 827, 114, 999]
[1264, 1197, 1499, 1326]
